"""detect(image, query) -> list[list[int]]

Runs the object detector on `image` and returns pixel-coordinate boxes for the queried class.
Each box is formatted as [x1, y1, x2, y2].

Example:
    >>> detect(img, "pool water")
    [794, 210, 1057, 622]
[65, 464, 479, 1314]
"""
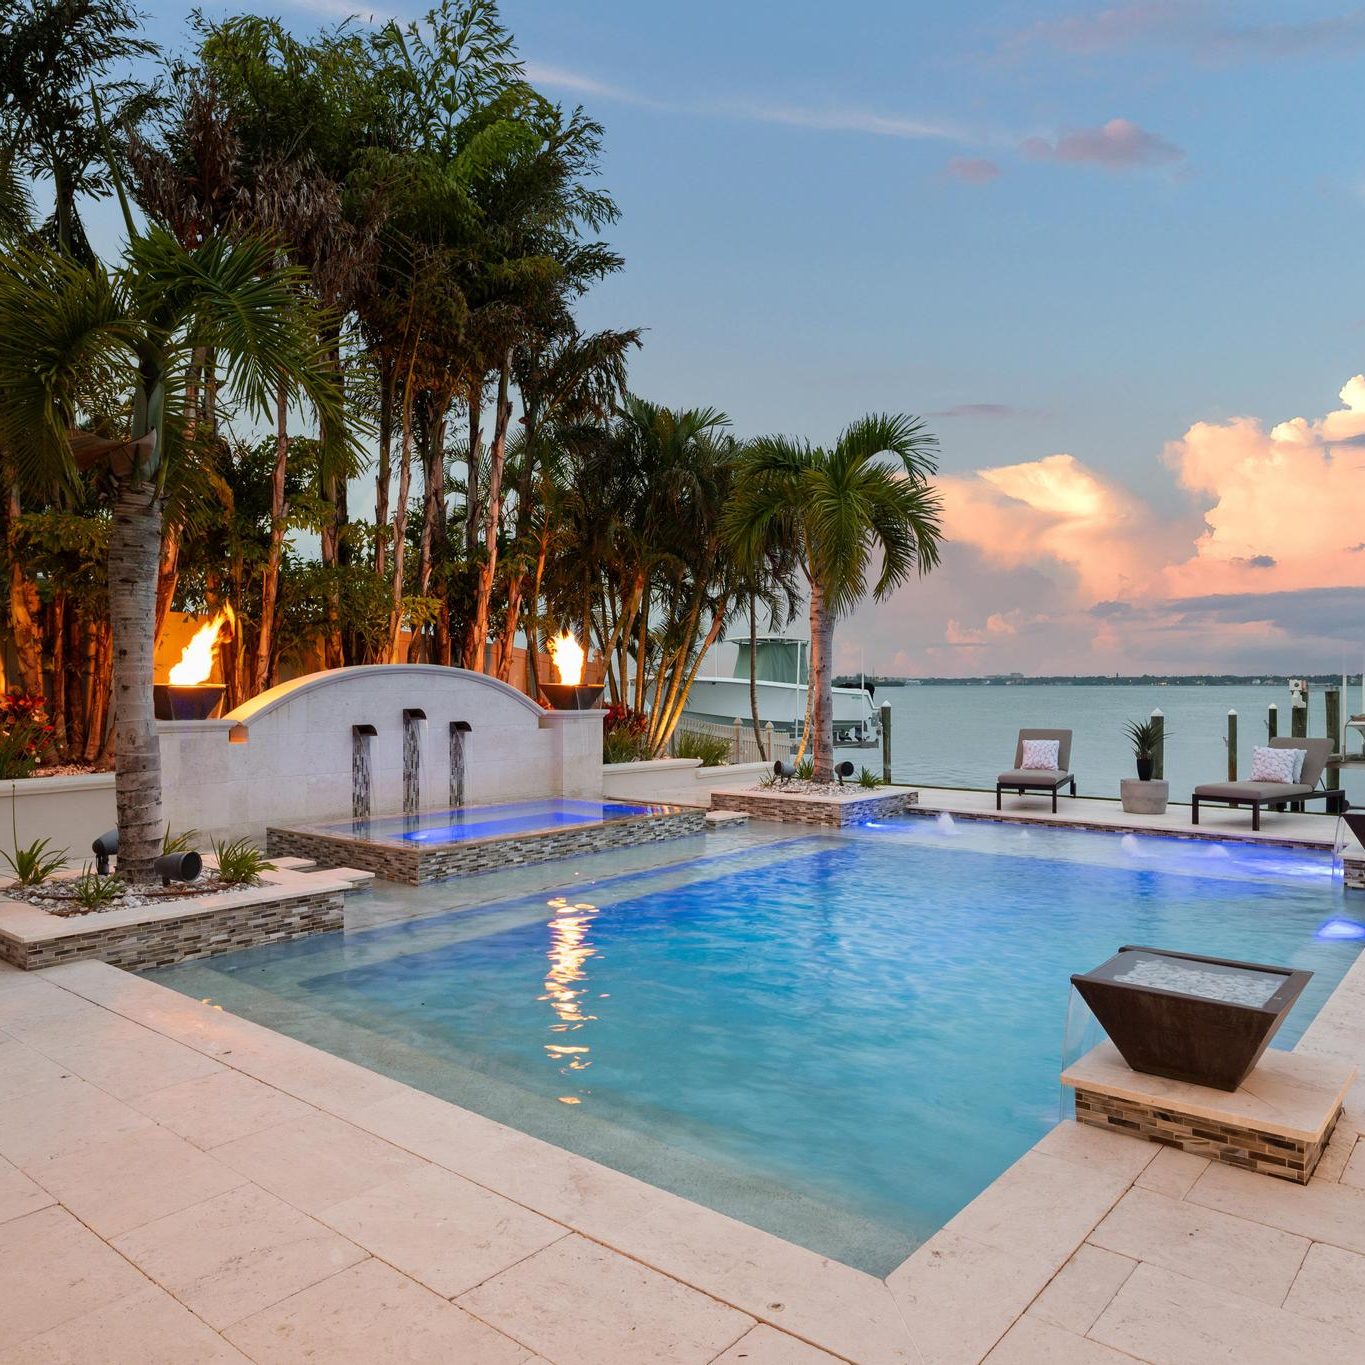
[321, 797, 663, 844]
[148, 818, 1363, 1274]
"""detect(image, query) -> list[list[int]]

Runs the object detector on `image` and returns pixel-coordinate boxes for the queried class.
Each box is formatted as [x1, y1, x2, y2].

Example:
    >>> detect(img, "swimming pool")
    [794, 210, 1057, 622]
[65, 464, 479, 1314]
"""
[149, 817, 1363, 1274]
[320, 798, 666, 844]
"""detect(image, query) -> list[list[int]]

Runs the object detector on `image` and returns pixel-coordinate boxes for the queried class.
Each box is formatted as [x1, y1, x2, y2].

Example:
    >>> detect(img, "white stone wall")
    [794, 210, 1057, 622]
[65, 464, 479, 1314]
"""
[158, 665, 604, 840]
[1, 773, 117, 855]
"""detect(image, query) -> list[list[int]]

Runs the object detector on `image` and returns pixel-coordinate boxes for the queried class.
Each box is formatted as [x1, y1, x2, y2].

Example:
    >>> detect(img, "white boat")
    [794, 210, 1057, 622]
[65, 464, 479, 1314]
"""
[682, 638, 882, 747]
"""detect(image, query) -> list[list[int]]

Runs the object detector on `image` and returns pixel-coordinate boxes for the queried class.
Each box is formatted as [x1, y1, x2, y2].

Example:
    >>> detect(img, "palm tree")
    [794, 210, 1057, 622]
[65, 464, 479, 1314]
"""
[725, 414, 943, 782]
[0, 227, 343, 880]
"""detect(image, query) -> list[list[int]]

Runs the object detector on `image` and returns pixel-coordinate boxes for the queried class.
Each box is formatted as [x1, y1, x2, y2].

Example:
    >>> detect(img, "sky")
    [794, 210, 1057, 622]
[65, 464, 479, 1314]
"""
[102, 1, 1365, 676]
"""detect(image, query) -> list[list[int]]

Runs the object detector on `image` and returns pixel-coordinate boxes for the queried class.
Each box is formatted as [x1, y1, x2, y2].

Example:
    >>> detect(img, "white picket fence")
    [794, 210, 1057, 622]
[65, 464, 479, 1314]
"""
[670, 716, 793, 765]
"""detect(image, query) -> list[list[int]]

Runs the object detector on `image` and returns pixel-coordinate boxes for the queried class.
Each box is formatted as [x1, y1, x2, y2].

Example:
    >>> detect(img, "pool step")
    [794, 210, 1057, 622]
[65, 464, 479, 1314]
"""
[706, 810, 750, 827]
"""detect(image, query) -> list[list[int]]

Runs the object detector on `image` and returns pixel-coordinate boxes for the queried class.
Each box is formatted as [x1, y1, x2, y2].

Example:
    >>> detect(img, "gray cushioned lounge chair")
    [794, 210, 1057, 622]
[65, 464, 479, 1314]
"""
[996, 729, 1076, 813]
[1191, 736, 1346, 831]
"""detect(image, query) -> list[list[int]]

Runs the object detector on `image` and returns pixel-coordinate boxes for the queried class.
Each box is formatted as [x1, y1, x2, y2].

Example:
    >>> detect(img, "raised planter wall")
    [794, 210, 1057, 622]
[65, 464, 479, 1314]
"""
[1, 773, 117, 854]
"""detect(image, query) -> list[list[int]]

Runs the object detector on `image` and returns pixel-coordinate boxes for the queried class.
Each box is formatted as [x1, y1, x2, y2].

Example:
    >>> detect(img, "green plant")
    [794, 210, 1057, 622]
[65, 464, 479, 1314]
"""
[674, 731, 732, 767]
[0, 694, 53, 779]
[857, 766, 882, 789]
[602, 705, 650, 764]
[1123, 718, 1168, 759]
[69, 864, 123, 911]
[162, 825, 200, 854]
[796, 756, 815, 781]
[0, 835, 69, 886]
[212, 836, 274, 886]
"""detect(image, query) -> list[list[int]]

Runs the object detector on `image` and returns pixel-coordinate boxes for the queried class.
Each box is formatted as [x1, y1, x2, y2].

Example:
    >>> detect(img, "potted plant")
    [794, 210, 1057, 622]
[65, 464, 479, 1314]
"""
[1123, 717, 1165, 782]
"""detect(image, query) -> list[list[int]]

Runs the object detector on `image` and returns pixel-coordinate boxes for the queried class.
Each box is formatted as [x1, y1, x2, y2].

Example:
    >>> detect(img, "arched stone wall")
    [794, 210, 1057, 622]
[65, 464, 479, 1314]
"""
[157, 665, 603, 840]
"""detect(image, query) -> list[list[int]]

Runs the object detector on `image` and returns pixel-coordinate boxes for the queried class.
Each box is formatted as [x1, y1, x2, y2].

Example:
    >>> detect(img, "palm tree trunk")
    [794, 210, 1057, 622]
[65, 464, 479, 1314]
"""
[375, 359, 393, 577]
[253, 380, 290, 697]
[2, 476, 44, 698]
[109, 479, 166, 881]
[808, 579, 835, 782]
[387, 398, 414, 662]
[469, 355, 513, 671]
[748, 596, 767, 761]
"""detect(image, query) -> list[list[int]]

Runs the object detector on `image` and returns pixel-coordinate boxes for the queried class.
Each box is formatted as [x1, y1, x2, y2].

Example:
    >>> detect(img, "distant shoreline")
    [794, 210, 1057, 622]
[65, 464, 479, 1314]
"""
[833, 674, 1364, 688]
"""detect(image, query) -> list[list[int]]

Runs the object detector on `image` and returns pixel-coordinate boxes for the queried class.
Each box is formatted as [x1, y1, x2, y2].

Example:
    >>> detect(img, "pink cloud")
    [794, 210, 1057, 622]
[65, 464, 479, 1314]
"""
[946, 156, 1002, 183]
[1021, 118, 1184, 169]
[839, 375, 1365, 675]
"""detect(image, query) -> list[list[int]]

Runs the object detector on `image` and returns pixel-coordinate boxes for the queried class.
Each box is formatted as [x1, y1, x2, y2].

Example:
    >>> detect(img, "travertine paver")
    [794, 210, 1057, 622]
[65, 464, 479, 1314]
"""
[1132, 1144, 1208, 1200]
[1090, 1261, 1364, 1364]
[210, 1108, 427, 1215]
[458, 1234, 754, 1364]
[0, 1284, 249, 1363]
[1340, 1135, 1365, 1190]
[24, 1123, 246, 1238]
[1184, 1159, 1365, 1252]
[0, 1074, 154, 1167]
[130, 1067, 317, 1148]
[1087, 1185, 1311, 1304]
[1026, 1243, 1136, 1336]
[0, 1153, 55, 1224]
[223, 1258, 531, 1364]
[0, 1206, 148, 1352]
[983, 1314, 1134, 1363]
[1282, 1241, 1365, 1337]
[111, 1183, 367, 1330]
[318, 1163, 566, 1298]
[0, 1036, 71, 1100]
[710, 1324, 846, 1362]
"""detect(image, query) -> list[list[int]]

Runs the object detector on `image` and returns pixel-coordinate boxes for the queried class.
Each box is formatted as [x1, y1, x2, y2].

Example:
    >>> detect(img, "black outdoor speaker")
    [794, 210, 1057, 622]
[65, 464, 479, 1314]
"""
[835, 760, 855, 784]
[774, 760, 796, 780]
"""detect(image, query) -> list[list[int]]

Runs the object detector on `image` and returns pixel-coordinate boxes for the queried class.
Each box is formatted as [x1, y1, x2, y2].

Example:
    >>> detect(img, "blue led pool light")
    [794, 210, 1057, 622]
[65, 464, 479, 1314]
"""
[1316, 918, 1365, 941]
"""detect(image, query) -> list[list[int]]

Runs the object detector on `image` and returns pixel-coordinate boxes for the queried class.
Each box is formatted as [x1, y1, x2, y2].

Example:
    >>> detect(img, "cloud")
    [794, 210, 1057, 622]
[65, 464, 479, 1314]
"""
[945, 157, 1002, 183]
[1021, 118, 1184, 169]
[842, 376, 1365, 675]
[1004, 2, 1365, 64]
[928, 402, 1048, 420]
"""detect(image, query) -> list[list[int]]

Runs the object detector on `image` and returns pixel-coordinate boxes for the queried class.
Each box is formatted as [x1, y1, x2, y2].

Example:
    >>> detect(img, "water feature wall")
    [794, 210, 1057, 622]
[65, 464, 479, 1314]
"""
[450, 721, 471, 807]
[351, 724, 376, 820]
[155, 665, 605, 840]
[403, 708, 425, 817]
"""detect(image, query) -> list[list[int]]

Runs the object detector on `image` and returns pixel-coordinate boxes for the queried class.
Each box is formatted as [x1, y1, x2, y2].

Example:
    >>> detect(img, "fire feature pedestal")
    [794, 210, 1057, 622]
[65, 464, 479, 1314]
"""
[1063, 1041, 1355, 1183]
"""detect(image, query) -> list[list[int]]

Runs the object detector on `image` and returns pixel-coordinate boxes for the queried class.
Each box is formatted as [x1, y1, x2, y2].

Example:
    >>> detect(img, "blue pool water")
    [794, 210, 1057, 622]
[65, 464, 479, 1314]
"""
[321, 797, 663, 844]
[148, 818, 1363, 1273]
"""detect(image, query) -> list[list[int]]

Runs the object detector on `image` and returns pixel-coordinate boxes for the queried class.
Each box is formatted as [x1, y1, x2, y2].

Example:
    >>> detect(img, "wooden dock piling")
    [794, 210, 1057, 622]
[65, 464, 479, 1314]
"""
[881, 702, 892, 786]
[1150, 708, 1164, 782]
[1227, 709, 1237, 781]
[1325, 688, 1341, 792]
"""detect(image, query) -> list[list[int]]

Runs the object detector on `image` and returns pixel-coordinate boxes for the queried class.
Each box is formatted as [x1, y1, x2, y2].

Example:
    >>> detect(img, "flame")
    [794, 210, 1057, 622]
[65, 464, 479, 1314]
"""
[547, 632, 585, 686]
[169, 609, 232, 685]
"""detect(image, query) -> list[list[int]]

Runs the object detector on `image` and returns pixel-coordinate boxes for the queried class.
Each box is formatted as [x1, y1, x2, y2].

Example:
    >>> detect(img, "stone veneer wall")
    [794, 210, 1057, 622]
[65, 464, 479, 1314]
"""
[267, 807, 708, 885]
[1345, 853, 1364, 892]
[707, 789, 916, 828]
[2, 889, 343, 972]
[1074, 1086, 1334, 1184]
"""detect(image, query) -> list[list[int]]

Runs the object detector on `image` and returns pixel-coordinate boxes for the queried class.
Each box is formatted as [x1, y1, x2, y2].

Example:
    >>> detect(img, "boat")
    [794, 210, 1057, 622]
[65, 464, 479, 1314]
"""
[682, 637, 882, 747]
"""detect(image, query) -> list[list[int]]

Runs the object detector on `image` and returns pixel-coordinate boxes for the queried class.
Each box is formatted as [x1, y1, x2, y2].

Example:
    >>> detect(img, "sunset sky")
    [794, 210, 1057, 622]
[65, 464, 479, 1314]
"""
[122, 2, 1365, 675]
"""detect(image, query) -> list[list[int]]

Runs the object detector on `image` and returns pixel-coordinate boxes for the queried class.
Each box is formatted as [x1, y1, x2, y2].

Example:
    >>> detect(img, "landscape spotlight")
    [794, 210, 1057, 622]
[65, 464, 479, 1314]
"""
[91, 829, 118, 875]
[154, 851, 202, 888]
[835, 760, 855, 785]
[774, 760, 796, 782]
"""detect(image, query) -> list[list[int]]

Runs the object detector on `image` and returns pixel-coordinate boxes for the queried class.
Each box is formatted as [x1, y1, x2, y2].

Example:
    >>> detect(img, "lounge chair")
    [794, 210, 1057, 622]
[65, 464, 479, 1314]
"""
[996, 729, 1076, 813]
[1191, 736, 1346, 831]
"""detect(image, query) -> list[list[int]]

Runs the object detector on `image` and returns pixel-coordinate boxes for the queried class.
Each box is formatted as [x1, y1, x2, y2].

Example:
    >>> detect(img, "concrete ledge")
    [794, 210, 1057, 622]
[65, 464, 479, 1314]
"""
[707, 786, 917, 827]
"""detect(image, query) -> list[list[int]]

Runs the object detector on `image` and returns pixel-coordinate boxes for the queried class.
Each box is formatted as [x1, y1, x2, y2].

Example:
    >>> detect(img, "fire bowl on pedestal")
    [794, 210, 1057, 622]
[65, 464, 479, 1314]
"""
[154, 683, 226, 721]
[1071, 945, 1311, 1092]
[539, 682, 605, 711]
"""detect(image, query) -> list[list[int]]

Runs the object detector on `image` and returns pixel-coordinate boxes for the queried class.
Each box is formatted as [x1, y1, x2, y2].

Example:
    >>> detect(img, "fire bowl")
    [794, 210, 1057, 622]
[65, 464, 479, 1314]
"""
[539, 682, 605, 711]
[1072, 945, 1311, 1092]
[154, 683, 226, 721]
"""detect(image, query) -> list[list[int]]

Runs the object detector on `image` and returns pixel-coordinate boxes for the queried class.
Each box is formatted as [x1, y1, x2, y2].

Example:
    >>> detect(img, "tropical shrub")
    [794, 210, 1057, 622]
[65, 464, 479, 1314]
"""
[162, 826, 200, 854]
[0, 836, 69, 886]
[857, 766, 882, 789]
[796, 756, 816, 781]
[0, 694, 53, 779]
[602, 705, 650, 764]
[68, 866, 124, 912]
[212, 836, 275, 886]
[675, 731, 732, 767]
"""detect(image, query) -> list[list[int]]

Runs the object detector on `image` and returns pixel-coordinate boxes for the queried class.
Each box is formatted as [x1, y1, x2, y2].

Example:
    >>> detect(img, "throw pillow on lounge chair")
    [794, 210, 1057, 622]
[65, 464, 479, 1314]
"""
[1249, 746, 1298, 783]
[1020, 738, 1060, 770]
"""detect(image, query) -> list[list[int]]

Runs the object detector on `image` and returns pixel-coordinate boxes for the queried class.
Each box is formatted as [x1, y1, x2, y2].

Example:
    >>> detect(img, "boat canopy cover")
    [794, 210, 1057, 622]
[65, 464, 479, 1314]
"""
[730, 638, 808, 685]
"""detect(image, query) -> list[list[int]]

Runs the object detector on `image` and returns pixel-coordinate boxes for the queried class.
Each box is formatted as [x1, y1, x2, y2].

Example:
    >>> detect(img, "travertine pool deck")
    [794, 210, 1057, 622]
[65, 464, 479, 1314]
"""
[4, 946, 1365, 1363]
